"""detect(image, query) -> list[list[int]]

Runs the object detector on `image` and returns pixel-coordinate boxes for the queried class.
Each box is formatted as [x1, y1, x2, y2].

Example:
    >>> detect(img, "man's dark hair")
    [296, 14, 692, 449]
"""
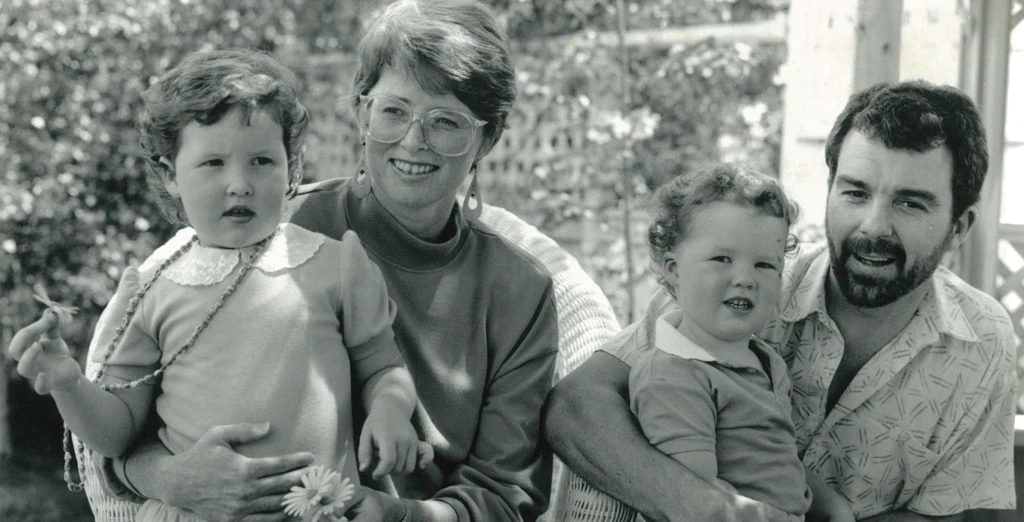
[824, 80, 987, 220]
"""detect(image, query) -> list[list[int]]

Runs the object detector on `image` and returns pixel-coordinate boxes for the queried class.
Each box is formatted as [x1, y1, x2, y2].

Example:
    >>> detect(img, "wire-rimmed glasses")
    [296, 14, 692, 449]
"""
[358, 95, 487, 157]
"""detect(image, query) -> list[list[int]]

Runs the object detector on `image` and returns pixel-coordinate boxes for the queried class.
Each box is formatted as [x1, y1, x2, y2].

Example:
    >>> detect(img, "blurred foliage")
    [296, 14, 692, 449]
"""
[1, 0, 788, 340]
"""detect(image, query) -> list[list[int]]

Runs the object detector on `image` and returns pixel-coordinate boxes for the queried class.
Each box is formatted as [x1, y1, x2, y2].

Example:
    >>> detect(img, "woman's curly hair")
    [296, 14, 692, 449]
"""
[647, 163, 800, 296]
[137, 48, 310, 226]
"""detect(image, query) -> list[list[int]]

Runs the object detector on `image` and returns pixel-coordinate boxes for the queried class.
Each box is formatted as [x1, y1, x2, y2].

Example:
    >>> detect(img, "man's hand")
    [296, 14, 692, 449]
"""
[345, 486, 407, 522]
[358, 405, 433, 479]
[9, 311, 83, 395]
[151, 423, 314, 522]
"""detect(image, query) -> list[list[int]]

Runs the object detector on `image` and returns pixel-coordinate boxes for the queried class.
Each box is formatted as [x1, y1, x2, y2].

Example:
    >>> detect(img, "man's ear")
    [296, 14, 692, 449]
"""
[948, 204, 978, 252]
[157, 156, 179, 197]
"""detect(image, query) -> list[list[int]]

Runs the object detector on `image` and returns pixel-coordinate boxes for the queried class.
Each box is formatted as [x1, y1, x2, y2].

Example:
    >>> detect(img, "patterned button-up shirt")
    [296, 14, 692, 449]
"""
[605, 243, 1017, 518]
[759, 243, 1017, 518]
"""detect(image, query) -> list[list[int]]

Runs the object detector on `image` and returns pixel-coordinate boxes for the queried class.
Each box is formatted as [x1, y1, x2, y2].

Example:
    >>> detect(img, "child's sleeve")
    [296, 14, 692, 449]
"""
[335, 230, 403, 383]
[628, 350, 718, 481]
[89, 267, 161, 386]
[81, 266, 160, 499]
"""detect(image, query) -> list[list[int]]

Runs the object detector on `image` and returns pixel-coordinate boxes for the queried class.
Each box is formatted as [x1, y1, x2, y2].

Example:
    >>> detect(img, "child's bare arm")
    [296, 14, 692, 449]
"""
[9, 311, 155, 457]
[357, 364, 431, 478]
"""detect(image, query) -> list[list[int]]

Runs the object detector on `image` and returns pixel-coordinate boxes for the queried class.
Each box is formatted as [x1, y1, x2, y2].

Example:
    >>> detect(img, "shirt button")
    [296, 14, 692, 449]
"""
[897, 432, 910, 444]
[820, 369, 830, 380]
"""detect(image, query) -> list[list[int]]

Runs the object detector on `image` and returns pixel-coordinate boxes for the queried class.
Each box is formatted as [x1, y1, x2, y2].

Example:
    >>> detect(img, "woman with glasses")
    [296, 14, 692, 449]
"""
[84, 2, 559, 522]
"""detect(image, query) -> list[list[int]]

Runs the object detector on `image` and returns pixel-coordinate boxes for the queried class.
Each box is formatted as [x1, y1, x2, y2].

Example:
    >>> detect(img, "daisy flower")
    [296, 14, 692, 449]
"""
[282, 466, 356, 521]
[311, 475, 355, 522]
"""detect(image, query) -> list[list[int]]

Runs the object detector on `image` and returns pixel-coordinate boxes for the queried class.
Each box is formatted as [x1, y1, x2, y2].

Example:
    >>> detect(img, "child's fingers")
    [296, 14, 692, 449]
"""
[357, 426, 374, 472]
[372, 438, 396, 479]
[416, 442, 434, 469]
[33, 374, 53, 395]
[39, 310, 62, 340]
[16, 342, 45, 378]
[8, 314, 59, 360]
[38, 336, 68, 355]
[400, 441, 418, 474]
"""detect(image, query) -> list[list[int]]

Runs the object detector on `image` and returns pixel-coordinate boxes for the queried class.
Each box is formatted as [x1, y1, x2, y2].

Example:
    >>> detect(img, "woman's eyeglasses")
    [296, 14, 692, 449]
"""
[358, 95, 487, 157]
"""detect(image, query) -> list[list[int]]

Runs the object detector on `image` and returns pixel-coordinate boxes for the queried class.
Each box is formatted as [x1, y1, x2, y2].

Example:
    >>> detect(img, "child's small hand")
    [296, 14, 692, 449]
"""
[8, 311, 83, 395]
[358, 409, 434, 479]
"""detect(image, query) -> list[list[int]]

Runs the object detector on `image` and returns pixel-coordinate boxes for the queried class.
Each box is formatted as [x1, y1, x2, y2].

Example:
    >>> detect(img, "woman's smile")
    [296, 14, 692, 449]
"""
[390, 158, 439, 176]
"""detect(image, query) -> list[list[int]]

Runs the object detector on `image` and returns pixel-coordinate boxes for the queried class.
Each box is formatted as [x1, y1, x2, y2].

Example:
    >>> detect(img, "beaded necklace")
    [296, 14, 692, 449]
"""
[63, 229, 278, 491]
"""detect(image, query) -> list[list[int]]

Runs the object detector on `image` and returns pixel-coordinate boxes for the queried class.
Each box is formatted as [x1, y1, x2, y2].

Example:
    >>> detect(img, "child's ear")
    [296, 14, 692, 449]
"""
[157, 156, 179, 197]
[662, 252, 679, 286]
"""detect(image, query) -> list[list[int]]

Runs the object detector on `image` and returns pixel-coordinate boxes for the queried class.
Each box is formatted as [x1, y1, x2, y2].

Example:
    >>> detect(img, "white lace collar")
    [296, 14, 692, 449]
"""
[139, 223, 325, 286]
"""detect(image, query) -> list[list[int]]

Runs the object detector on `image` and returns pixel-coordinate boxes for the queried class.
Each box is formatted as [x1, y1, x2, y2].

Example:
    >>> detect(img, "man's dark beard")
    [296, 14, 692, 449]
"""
[828, 226, 954, 308]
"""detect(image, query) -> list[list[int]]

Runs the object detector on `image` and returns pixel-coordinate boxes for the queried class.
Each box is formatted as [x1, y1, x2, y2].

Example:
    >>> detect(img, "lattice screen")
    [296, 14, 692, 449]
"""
[995, 224, 1024, 412]
[997, 224, 1024, 345]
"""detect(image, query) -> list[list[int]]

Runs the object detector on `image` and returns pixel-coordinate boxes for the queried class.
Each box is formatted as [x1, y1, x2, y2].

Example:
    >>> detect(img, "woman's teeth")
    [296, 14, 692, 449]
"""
[392, 159, 437, 175]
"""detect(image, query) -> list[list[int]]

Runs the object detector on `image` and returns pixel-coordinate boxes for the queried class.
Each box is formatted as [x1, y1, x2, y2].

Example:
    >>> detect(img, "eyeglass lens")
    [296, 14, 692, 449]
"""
[364, 97, 479, 156]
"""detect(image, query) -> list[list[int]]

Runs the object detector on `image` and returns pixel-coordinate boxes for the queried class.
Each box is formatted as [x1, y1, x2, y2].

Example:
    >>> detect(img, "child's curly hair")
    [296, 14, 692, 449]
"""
[647, 163, 800, 297]
[137, 48, 310, 226]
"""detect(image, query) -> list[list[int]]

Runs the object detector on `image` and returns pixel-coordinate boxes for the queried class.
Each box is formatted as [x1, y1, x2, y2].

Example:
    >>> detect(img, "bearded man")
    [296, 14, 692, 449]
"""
[545, 80, 1017, 522]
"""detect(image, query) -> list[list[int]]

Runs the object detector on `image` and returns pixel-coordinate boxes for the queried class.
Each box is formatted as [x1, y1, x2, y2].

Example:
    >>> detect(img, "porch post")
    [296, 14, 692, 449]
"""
[854, 0, 904, 91]
[959, 0, 1013, 295]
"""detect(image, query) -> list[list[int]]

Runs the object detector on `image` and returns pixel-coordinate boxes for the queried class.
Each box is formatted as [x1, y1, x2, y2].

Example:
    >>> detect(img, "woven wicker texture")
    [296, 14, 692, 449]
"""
[76, 203, 621, 522]
[562, 473, 638, 522]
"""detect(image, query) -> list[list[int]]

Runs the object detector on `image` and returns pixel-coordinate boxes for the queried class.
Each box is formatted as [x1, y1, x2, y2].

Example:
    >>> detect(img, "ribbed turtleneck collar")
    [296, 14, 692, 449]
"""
[344, 187, 469, 272]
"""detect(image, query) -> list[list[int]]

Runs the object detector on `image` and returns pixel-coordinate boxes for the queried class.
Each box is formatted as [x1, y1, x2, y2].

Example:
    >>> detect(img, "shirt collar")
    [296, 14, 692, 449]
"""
[654, 310, 773, 368]
[926, 266, 981, 342]
[777, 245, 979, 343]
[779, 244, 831, 323]
[145, 223, 324, 287]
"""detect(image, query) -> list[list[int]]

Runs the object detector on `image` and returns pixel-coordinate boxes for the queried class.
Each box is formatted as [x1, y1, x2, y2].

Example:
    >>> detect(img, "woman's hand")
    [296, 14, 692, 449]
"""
[140, 423, 314, 522]
[8, 311, 82, 395]
[359, 406, 434, 479]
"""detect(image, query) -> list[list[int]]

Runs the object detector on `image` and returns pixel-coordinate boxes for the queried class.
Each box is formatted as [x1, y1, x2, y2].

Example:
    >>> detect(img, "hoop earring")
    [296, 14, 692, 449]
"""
[352, 166, 372, 198]
[462, 165, 482, 222]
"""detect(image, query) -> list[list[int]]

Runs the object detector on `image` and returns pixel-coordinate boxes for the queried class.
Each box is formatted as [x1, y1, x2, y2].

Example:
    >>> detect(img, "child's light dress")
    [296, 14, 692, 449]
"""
[90, 223, 402, 522]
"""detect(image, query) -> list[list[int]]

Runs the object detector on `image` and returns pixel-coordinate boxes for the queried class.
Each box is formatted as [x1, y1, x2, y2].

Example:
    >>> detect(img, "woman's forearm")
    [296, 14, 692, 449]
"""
[118, 435, 175, 500]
